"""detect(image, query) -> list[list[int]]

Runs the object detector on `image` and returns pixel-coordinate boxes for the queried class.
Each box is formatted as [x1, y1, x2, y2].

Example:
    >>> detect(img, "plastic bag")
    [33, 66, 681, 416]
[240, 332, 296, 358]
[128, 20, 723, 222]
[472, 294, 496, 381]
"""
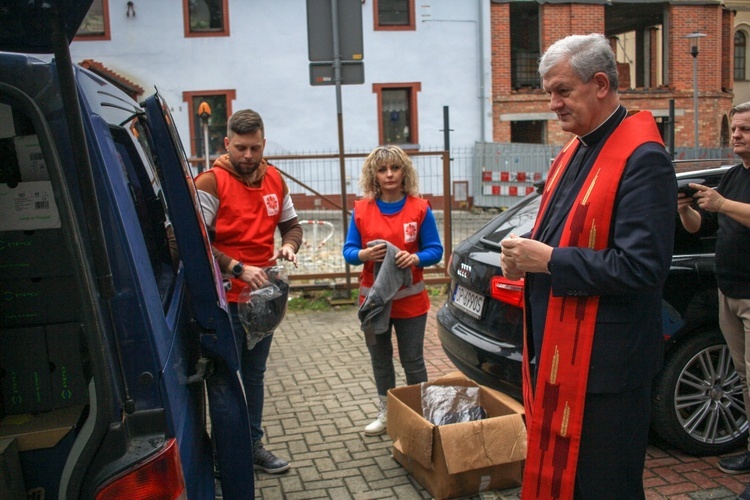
[238, 266, 290, 350]
[421, 383, 488, 426]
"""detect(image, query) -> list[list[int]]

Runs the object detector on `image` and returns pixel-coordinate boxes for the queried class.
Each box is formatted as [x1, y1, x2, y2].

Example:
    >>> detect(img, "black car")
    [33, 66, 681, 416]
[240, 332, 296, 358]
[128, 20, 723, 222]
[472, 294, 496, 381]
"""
[438, 164, 747, 456]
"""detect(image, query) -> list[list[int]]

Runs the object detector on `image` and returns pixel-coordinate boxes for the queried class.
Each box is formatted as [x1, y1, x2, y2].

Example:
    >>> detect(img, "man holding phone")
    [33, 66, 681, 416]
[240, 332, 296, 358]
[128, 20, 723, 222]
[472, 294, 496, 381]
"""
[677, 101, 750, 498]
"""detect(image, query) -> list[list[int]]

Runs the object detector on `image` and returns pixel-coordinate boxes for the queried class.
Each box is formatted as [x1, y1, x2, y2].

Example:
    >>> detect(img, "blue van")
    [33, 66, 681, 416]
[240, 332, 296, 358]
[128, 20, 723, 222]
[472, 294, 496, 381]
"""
[0, 1, 254, 498]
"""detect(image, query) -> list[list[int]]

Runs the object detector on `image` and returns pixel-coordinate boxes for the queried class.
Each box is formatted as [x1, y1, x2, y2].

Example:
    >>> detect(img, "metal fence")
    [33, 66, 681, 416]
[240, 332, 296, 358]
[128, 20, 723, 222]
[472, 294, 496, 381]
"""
[190, 143, 737, 291]
[264, 149, 477, 290]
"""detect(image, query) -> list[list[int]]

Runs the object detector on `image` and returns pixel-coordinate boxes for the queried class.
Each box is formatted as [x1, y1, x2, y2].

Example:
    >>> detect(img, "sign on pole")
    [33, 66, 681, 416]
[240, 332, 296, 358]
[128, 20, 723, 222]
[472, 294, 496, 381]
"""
[306, 0, 364, 86]
[306, 0, 363, 300]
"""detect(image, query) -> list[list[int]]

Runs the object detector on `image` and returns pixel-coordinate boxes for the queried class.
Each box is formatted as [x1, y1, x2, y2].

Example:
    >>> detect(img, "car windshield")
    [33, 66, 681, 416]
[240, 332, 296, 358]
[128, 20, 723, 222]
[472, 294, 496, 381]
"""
[481, 194, 541, 247]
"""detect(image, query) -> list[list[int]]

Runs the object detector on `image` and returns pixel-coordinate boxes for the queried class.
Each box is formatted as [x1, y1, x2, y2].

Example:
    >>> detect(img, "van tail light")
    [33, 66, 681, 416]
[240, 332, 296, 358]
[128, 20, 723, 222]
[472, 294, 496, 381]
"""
[490, 276, 524, 308]
[95, 438, 186, 500]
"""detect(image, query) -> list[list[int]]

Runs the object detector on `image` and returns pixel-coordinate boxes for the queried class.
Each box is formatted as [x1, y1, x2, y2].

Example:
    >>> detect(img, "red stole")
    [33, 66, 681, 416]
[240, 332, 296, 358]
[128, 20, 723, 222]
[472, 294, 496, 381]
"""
[521, 111, 664, 499]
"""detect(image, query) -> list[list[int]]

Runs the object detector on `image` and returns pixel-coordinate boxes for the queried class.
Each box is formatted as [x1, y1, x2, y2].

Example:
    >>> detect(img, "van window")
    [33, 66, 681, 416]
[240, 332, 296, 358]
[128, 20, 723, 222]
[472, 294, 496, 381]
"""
[110, 119, 178, 307]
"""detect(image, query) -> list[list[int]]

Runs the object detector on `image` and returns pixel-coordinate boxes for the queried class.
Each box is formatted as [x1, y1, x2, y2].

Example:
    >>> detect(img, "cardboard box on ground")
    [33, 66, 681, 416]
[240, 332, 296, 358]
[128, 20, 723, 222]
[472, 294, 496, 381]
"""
[387, 372, 527, 500]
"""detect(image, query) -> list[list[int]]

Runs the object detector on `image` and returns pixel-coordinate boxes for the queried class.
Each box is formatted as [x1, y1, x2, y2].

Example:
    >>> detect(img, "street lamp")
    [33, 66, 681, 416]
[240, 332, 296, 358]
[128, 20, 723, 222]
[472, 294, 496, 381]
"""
[684, 32, 706, 159]
[197, 101, 212, 173]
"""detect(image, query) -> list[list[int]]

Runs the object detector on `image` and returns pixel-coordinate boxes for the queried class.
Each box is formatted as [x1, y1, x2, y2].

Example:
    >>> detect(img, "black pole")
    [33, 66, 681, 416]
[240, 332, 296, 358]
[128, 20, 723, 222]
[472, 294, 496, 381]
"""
[669, 99, 675, 160]
[442, 106, 452, 279]
[443, 105, 451, 152]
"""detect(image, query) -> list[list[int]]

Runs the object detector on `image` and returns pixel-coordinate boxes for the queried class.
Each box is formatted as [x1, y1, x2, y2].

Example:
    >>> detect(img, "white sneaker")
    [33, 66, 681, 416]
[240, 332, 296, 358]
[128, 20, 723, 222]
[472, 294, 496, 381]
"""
[364, 396, 388, 436]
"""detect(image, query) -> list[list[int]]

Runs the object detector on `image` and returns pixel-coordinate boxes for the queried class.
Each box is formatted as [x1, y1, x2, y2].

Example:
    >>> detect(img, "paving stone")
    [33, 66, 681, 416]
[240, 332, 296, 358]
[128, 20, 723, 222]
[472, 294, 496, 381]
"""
[250, 297, 748, 499]
[687, 486, 736, 499]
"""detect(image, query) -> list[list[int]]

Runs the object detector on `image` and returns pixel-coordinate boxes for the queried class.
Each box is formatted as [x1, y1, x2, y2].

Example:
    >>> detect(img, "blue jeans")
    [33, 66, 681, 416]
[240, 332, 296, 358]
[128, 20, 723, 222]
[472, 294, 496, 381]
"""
[230, 302, 273, 444]
[367, 313, 428, 396]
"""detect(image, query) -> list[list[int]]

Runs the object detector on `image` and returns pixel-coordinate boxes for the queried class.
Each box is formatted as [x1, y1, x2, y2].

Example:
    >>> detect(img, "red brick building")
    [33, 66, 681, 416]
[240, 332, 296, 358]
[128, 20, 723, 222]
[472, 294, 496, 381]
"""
[490, 0, 735, 152]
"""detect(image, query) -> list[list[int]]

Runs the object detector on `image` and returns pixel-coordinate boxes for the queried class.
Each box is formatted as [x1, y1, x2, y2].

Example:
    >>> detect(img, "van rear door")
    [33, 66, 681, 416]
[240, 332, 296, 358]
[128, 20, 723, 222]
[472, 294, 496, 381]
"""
[142, 93, 255, 498]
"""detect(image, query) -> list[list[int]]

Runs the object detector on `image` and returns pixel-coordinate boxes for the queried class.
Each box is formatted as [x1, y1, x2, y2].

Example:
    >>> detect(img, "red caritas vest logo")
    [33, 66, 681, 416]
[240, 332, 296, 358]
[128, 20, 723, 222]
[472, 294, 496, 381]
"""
[403, 222, 417, 243]
[264, 194, 280, 216]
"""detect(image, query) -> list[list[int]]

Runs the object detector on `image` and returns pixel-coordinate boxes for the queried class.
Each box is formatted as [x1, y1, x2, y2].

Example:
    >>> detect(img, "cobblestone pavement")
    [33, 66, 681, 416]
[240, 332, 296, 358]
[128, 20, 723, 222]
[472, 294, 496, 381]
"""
[252, 296, 749, 500]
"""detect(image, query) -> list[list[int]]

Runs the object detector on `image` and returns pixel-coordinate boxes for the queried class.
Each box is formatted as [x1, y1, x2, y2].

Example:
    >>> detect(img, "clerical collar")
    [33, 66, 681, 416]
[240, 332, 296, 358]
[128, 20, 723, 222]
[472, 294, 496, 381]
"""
[578, 105, 626, 147]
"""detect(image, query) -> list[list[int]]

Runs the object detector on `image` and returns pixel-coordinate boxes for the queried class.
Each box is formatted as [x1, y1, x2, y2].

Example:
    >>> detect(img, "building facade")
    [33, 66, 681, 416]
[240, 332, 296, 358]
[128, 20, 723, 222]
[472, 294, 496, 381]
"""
[490, 0, 736, 154]
[728, 0, 750, 105]
[66, 0, 738, 209]
[69, 0, 492, 160]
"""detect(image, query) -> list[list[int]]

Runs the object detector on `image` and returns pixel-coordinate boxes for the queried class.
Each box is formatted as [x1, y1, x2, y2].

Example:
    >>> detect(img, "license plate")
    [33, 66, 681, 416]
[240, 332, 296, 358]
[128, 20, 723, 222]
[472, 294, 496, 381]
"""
[452, 285, 484, 319]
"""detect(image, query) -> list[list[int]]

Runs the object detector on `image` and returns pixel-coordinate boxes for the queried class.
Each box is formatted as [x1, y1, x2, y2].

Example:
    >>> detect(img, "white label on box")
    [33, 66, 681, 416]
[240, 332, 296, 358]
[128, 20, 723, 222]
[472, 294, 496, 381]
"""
[0, 104, 13, 139]
[14, 135, 49, 181]
[0, 181, 61, 230]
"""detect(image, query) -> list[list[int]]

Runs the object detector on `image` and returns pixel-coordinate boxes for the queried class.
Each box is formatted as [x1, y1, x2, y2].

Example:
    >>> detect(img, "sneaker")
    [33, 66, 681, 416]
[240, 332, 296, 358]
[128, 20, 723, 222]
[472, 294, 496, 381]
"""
[718, 451, 750, 474]
[253, 442, 290, 474]
[364, 395, 388, 436]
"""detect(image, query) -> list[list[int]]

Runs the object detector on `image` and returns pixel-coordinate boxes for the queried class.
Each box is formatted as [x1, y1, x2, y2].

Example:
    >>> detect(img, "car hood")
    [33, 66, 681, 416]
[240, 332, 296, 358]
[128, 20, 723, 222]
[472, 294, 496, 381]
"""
[0, 0, 93, 53]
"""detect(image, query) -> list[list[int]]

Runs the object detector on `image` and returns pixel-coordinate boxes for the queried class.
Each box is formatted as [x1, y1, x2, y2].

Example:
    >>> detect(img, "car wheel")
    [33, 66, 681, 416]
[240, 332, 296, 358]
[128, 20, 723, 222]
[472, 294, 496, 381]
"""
[651, 329, 748, 456]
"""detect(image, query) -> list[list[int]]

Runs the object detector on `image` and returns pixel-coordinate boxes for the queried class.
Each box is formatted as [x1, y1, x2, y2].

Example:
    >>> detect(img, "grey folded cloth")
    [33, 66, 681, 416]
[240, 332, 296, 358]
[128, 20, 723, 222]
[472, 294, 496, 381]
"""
[358, 240, 413, 344]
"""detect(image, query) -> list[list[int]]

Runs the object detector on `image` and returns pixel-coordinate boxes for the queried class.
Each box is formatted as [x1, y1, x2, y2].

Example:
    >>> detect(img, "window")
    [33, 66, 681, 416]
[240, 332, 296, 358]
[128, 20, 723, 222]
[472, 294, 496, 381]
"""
[110, 121, 177, 303]
[75, 0, 110, 41]
[510, 2, 540, 89]
[511, 121, 544, 144]
[374, 0, 415, 31]
[184, 0, 229, 37]
[182, 90, 235, 165]
[735, 31, 747, 82]
[373, 83, 420, 147]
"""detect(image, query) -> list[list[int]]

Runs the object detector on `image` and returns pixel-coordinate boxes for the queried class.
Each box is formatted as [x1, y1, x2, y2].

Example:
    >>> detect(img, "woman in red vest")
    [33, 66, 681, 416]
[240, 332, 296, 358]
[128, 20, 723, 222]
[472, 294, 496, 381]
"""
[343, 145, 443, 436]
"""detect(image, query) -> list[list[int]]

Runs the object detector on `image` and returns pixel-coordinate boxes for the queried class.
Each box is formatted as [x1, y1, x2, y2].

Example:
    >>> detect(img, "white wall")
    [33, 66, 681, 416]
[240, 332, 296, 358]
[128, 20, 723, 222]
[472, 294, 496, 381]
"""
[69, 0, 491, 156]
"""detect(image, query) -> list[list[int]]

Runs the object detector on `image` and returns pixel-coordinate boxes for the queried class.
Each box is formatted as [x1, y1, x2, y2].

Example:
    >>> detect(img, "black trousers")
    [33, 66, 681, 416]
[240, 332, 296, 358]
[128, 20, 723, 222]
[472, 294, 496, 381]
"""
[573, 383, 652, 500]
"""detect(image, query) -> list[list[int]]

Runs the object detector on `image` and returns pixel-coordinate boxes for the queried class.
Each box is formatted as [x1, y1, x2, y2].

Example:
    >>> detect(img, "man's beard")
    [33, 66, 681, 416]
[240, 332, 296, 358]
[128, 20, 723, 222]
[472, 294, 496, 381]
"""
[231, 158, 260, 176]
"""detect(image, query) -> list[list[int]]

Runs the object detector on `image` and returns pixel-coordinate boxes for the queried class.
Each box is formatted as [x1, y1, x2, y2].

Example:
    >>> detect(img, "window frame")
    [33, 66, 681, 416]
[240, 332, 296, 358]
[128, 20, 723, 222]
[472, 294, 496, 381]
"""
[74, 0, 111, 42]
[183, 0, 230, 38]
[372, 82, 421, 148]
[373, 0, 415, 32]
[735, 29, 747, 82]
[182, 90, 236, 159]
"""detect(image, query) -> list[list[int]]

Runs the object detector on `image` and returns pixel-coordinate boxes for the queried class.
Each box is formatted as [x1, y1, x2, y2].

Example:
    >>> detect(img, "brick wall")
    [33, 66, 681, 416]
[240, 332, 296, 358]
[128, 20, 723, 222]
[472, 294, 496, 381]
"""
[492, 2, 735, 150]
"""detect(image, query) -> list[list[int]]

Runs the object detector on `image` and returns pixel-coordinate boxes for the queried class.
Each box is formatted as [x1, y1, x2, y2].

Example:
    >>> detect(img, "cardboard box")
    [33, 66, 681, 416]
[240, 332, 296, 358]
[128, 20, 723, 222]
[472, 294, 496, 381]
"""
[0, 104, 14, 139]
[13, 135, 48, 182]
[387, 374, 527, 499]
[0, 327, 53, 414]
[46, 323, 88, 408]
[0, 181, 61, 231]
[0, 275, 80, 328]
[0, 405, 83, 452]
[0, 229, 72, 279]
[0, 438, 25, 500]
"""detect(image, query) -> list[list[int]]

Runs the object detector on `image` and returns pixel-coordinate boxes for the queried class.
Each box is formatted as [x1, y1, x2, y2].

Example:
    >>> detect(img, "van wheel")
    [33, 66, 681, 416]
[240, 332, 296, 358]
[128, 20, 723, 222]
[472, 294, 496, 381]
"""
[651, 329, 748, 456]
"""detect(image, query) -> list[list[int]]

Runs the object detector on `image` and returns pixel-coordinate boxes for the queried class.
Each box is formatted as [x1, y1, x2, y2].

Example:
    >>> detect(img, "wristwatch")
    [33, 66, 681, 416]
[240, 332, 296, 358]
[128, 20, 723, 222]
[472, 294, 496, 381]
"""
[231, 261, 245, 278]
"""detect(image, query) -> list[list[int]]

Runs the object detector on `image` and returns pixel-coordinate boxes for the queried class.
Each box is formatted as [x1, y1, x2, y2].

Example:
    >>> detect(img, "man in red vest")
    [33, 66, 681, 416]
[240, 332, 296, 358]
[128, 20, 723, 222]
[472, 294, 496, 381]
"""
[500, 34, 676, 499]
[196, 109, 302, 475]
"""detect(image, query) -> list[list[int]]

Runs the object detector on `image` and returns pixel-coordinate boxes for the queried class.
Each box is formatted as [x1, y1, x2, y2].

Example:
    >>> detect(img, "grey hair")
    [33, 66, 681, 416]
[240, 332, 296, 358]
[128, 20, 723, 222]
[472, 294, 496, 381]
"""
[539, 33, 619, 90]
[730, 101, 750, 119]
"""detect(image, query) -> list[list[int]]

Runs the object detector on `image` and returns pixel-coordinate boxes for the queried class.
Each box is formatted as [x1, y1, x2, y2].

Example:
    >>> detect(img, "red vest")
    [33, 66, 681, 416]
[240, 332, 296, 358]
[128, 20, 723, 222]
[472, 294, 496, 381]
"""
[211, 165, 284, 302]
[354, 196, 431, 318]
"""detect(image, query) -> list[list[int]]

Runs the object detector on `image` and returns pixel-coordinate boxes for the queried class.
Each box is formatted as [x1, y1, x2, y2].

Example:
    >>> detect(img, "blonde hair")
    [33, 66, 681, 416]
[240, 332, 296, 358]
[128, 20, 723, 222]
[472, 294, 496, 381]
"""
[359, 145, 420, 199]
